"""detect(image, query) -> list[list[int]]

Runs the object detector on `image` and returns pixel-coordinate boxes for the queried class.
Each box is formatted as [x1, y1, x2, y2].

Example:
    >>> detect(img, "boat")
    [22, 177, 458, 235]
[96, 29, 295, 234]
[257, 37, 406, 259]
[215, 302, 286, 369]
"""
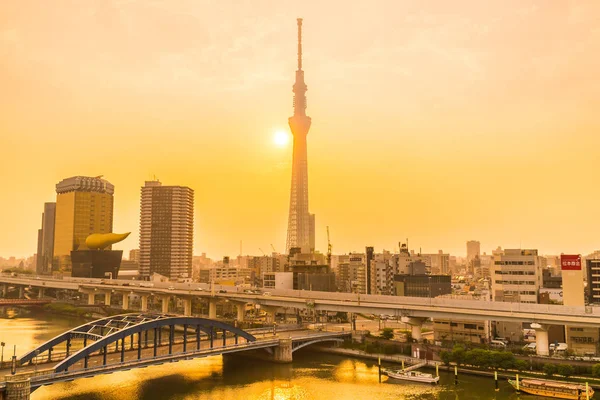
[385, 369, 440, 384]
[508, 378, 594, 399]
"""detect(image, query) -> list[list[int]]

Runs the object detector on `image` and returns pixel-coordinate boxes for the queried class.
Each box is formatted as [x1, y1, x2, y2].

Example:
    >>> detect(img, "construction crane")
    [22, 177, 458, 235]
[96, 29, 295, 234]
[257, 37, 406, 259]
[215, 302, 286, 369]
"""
[270, 244, 277, 253]
[259, 248, 265, 256]
[326, 226, 332, 267]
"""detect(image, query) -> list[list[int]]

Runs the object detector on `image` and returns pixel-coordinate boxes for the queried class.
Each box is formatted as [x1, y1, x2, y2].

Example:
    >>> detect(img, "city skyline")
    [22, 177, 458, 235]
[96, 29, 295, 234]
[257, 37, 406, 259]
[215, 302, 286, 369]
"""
[2, 1, 600, 259]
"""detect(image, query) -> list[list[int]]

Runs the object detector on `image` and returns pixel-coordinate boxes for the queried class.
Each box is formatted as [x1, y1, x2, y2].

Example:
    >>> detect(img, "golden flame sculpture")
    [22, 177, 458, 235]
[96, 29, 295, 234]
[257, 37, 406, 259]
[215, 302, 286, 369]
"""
[85, 232, 130, 250]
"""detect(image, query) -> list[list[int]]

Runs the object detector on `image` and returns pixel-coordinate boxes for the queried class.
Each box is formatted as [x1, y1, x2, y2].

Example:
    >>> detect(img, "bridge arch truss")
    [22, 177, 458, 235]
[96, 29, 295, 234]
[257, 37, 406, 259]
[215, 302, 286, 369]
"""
[19, 313, 256, 373]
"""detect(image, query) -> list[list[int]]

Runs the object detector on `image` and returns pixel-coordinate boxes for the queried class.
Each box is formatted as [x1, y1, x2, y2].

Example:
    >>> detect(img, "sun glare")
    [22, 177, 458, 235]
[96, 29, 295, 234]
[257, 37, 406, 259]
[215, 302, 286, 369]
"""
[273, 130, 290, 147]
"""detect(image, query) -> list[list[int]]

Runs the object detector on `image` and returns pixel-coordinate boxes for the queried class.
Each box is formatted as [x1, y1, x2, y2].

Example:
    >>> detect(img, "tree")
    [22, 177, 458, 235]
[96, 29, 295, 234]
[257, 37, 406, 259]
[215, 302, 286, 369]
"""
[440, 350, 452, 366]
[452, 345, 466, 366]
[514, 360, 529, 372]
[592, 363, 600, 378]
[380, 328, 394, 340]
[543, 363, 557, 377]
[557, 364, 574, 378]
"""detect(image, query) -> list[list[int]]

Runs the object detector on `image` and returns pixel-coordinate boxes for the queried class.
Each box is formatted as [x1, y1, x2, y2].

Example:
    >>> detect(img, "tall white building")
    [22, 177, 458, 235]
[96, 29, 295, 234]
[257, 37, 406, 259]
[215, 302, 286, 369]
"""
[491, 249, 545, 303]
[139, 180, 194, 280]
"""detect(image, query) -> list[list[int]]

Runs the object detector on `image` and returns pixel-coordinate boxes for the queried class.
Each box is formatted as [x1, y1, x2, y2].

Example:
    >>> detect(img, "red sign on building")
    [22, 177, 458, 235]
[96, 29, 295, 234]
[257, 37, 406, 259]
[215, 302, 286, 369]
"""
[561, 254, 582, 270]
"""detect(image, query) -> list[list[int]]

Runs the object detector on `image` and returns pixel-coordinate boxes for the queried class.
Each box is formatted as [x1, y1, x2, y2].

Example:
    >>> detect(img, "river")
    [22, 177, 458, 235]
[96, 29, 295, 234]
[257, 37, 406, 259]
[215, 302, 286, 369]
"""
[0, 310, 548, 399]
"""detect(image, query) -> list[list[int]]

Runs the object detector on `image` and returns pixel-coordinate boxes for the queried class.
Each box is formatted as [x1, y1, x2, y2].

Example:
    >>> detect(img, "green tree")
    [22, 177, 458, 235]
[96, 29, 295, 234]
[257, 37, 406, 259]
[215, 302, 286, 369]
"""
[380, 328, 394, 340]
[452, 345, 466, 366]
[543, 363, 557, 377]
[557, 364, 574, 378]
[514, 360, 529, 372]
[592, 363, 600, 378]
[440, 350, 452, 366]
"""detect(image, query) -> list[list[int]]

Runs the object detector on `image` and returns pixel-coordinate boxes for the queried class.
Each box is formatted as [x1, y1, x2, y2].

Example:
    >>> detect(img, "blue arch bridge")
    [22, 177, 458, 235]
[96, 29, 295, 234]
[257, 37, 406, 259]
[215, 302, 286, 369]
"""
[0, 313, 351, 399]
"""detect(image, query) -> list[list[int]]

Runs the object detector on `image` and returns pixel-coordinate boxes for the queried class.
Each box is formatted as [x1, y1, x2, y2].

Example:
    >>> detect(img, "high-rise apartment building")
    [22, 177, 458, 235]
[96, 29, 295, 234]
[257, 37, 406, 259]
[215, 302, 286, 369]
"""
[139, 180, 194, 280]
[53, 176, 114, 272]
[36, 202, 56, 275]
[466, 240, 481, 268]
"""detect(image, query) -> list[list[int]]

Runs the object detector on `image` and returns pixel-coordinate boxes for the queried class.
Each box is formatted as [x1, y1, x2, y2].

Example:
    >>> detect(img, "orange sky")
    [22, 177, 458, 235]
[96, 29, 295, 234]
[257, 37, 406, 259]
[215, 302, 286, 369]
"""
[1, 1, 600, 259]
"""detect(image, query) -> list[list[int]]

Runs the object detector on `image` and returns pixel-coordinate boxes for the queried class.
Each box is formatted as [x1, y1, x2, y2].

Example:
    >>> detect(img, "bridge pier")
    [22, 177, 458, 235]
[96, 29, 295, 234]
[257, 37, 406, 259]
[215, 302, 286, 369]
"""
[401, 317, 427, 342]
[262, 306, 277, 324]
[104, 292, 112, 306]
[531, 322, 550, 356]
[209, 299, 217, 319]
[236, 303, 245, 322]
[1, 284, 7, 298]
[18, 286, 24, 299]
[87, 292, 95, 305]
[140, 295, 148, 312]
[4, 377, 30, 400]
[160, 295, 170, 314]
[37, 288, 44, 299]
[273, 339, 293, 363]
[122, 293, 130, 310]
[183, 298, 192, 316]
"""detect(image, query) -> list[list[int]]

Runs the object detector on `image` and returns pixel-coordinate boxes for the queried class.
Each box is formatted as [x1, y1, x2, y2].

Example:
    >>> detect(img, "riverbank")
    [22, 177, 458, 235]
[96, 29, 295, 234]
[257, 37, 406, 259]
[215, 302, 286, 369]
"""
[311, 346, 600, 390]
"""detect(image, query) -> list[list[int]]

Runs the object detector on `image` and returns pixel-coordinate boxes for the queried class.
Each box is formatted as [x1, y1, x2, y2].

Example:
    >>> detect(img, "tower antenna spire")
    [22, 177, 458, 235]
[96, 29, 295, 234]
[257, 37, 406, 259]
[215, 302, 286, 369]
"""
[297, 18, 303, 70]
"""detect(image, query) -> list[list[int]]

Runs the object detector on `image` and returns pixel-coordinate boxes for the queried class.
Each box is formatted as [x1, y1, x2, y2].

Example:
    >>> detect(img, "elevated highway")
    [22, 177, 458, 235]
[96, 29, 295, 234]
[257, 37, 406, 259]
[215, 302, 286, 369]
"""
[1, 274, 599, 327]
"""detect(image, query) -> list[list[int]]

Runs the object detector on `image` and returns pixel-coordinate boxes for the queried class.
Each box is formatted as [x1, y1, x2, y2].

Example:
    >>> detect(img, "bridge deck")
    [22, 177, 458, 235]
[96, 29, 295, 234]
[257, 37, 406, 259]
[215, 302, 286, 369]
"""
[0, 329, 350, 390]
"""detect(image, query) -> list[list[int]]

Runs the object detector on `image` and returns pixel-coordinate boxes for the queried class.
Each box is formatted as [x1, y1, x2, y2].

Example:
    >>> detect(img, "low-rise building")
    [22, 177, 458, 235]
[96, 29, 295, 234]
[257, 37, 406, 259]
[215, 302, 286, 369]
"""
[263, 272, 294, 290]
[433, 319, 490, 344]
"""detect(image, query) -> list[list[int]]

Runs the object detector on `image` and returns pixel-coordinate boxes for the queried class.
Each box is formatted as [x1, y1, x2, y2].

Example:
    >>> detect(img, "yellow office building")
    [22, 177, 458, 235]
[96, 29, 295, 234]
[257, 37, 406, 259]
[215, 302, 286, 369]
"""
[53, 176, 114, 272]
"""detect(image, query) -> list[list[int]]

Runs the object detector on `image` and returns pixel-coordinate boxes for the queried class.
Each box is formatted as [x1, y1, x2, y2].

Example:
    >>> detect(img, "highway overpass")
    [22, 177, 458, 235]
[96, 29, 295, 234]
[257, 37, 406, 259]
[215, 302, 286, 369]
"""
[2, 273, 600, 357]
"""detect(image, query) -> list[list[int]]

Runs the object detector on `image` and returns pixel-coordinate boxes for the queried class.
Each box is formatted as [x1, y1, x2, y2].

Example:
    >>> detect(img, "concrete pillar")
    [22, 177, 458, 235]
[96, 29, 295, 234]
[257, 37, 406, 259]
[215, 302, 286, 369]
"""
[401, 316, 427, 342]
[183, 297, 192, 316]
[209, 299, 217, 319]
[5, 377, 31, 400]
[263, 306, 277, 324]
[161, 295, 170, 314]
[140, 295, 148, 312]
[532, 322, 550, 356]
[1, 284, 7, 297]
[122, 293, 129, 310]
[273, 339, 293, 363]
[87, 293, 95, 305]
[104, 292, 112, 306]
[236, 303, 246, 322]
[38, 288, 44, 299]
[18, 286, 24, 299]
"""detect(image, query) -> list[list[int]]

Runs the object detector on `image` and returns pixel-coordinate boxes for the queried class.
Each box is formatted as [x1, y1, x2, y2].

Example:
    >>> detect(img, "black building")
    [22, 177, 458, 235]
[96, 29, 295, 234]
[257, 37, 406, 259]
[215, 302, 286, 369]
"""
[393, 274, 451, 298]
[291, 264, 336, 292]
[71, 250, 122, 279]
[587, 259, 600, 304]
[542, 268, 562, 289]
[366, 246, 374, 294]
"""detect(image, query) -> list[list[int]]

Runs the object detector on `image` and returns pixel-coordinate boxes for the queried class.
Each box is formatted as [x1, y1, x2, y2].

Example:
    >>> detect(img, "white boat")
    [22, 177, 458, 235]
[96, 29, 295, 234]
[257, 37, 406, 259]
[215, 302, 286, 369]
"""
[385, 369, 440, 384]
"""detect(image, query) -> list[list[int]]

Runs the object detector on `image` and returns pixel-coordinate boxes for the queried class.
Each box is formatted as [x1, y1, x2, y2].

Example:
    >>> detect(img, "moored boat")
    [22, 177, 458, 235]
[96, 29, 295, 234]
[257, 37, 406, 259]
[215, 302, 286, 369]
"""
[386, 369, 439, 384]
[508, 378, 594, 399]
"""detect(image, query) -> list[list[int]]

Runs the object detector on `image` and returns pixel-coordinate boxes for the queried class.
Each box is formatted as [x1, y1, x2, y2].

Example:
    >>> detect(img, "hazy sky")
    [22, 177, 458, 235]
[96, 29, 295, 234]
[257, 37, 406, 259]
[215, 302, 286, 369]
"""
[1, 0, 599, 259]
